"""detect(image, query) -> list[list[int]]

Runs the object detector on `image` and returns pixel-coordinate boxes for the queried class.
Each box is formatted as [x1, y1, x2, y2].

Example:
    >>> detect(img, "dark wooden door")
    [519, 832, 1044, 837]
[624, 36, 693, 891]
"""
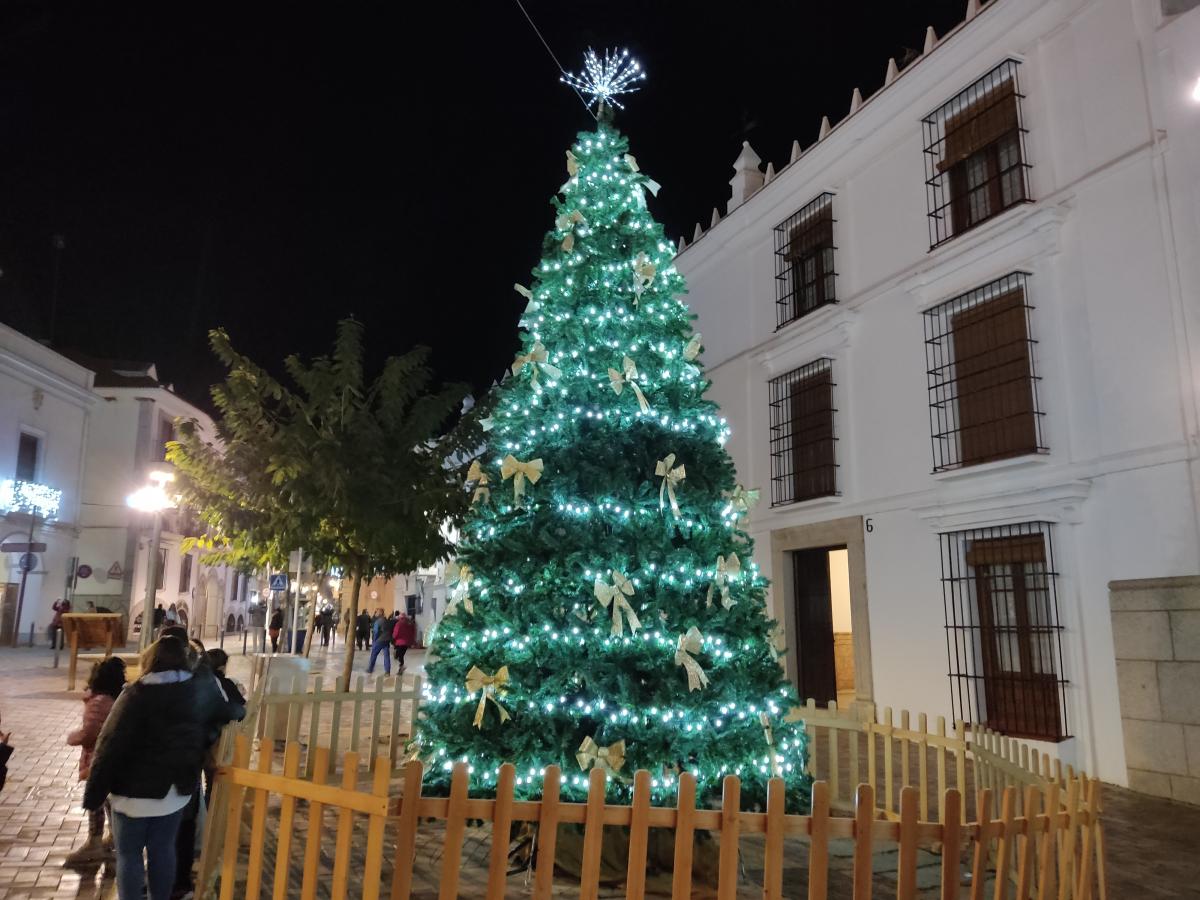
[0, 584, 17, 645]
[792, 549, 837, 705]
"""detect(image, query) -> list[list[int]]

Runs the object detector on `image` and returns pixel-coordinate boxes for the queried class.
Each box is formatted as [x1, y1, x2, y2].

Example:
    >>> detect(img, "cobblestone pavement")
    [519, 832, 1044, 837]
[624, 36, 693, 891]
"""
[3, 642, 1199, 898]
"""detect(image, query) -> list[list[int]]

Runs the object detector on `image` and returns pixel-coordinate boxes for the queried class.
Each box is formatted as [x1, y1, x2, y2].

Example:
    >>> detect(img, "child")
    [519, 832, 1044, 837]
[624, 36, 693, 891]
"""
[65, 657, 126, 865]
[202, 649, 245, 806]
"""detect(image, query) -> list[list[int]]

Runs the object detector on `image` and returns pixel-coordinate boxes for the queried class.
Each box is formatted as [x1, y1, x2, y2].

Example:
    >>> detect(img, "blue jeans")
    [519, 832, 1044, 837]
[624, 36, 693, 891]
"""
[367, 638, 391, 674]
[111, 806, 185, 900]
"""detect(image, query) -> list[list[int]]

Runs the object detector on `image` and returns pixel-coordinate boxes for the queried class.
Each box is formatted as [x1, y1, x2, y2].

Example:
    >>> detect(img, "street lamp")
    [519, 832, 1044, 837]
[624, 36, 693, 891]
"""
[126, 469, 176, 651]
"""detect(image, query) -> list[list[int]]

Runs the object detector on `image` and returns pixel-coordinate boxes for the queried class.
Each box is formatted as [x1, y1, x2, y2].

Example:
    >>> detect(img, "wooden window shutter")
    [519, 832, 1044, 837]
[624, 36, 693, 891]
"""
[786, 205, 833, 262]
[951, 290, 1037, 466]
[789, 367, 835, 501]
[938, 79, 1019, 173]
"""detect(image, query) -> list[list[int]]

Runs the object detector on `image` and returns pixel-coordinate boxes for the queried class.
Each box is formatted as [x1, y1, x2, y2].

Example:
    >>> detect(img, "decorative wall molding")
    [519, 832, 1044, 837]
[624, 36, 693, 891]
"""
[914, 477, 1092, 530]
[754, 305, 859, 376]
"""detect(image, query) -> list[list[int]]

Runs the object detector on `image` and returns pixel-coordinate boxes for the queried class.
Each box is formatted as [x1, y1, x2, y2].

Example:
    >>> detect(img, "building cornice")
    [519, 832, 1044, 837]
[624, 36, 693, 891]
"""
[913, 478, 1092, 530]
[0, 352, 96, 409]
[753, 305, 859, 376]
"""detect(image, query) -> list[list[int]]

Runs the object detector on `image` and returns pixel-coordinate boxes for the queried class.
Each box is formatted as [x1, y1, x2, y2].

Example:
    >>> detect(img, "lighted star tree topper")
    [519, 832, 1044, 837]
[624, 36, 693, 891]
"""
[417, 49, 812, 813]
[560, 46, 646, 112]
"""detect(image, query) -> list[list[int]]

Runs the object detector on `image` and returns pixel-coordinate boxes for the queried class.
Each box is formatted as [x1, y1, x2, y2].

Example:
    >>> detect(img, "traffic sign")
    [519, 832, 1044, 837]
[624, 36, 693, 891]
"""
[107, 562, 123, 579]
[1, 541, 47, 553]
[76, 564, 94, 579]
[18, 552, 37, 573]
[269, 573, 289, 591]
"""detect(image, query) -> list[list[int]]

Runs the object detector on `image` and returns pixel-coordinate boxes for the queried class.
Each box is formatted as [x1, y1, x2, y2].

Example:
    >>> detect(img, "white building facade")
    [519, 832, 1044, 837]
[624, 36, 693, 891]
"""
[675, 0, 1200, 796]
[0, 324, 94, 644]
[70, 358, 242, 641]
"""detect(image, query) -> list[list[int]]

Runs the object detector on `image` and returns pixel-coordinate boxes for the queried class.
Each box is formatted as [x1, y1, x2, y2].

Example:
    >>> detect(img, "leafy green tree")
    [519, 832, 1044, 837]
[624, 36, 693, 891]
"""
[418, 123, 811, 812]
[169, 320, 480, 686]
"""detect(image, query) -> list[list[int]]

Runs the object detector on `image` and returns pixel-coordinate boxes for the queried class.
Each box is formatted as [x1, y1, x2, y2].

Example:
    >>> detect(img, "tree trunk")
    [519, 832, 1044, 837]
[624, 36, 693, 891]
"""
[340, 560, 365, 691]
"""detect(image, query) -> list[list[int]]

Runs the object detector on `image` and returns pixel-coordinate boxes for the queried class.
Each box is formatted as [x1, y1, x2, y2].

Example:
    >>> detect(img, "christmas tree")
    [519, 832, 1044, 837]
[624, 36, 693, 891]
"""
[419, 56, 811, 813]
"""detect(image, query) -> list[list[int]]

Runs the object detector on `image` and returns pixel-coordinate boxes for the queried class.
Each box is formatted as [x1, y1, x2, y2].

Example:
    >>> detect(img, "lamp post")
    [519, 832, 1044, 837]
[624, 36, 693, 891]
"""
[126, 470, 176, 652]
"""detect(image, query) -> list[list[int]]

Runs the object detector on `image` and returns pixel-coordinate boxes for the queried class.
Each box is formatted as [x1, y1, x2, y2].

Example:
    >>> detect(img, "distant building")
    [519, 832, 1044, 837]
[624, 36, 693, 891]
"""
[68, 355, 242, 640]
[675, 0, 1200, 801]
[0, 323, 94, 643]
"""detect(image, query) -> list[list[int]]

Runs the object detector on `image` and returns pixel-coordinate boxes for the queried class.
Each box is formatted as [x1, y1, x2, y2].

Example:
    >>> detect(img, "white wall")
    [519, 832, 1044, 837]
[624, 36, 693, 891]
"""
[675, 0, 1200, 785]
[0, 324, 94, 638]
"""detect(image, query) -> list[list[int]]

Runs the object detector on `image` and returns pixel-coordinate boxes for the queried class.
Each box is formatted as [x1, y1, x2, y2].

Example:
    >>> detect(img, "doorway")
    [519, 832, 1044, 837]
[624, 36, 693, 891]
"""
[791, 546, 856, 708]
[0, 584, 17, 645]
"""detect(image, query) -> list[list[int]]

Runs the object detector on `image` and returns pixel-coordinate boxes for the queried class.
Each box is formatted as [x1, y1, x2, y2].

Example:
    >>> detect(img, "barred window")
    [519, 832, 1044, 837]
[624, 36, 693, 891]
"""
[178, 553, 192, 594]
[940, 522, 1069, 741]
[923, 272, 1045, 473]
[773, 193, 836, 329]
[768, 359, 837, 506]
[922, 60, 1031, 248]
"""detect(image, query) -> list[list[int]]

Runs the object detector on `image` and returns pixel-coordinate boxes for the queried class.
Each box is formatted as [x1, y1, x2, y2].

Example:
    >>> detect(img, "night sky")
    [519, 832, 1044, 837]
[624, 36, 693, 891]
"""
[0, 0, 969, 410]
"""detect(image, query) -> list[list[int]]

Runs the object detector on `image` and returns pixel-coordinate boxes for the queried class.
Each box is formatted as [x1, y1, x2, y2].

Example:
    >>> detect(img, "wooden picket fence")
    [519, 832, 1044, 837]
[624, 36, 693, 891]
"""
[206, 733, 1104, 899]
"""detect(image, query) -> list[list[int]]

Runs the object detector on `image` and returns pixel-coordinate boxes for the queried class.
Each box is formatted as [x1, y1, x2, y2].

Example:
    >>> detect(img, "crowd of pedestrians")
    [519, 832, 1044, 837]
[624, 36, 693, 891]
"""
[365, 608, 414, 676]
[64, 628, 246, 900]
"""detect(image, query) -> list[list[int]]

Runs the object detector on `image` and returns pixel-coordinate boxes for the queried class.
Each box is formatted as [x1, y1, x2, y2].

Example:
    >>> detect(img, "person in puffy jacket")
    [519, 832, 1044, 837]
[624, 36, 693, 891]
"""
[84, 636, 205, 900]
[392, 612, 415, 670]
[64, 657, 126, 865]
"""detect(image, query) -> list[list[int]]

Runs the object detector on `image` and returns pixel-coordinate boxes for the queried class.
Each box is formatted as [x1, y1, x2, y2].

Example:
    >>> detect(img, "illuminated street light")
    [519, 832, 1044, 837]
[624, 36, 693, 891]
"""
[126, 469, 176, 651]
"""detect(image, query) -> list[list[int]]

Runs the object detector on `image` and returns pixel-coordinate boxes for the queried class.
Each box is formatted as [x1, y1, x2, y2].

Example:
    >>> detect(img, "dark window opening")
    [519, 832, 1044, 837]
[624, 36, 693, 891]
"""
[158, 416, 175, 462]
[155, 548, 167, 592]
[924, 272, 1046, 472]
[16, 432, 39, 481]
[923, 60, 1031, 248]
[178, 553, 192, 593]
[769, 359, 837, 506]
[773, 194, 836, 328]
[941, 522, 1069, 741]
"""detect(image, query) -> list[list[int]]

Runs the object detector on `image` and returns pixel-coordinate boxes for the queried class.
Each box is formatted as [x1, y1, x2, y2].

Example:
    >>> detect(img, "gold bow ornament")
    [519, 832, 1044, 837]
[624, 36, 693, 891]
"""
[500, 454, 543, 501]
[566, 150, 579, 177]
[724, 484, 761, 519]
[594, 570, 641, 636]
[683, 333, 702, 362]
[445, 565, 474, 616]
[675, 627, 709, 692]
[464, 665, 511, 729]
[655, 453, 686, 516]
[514, 284, 540, 326]
[607, 356, 650, 413]
[632, 252, 656, 304]
[511, 342, 562, 390]
[759, 712, 782, 777]
[576, 736, 626, 777]
[705, 553, 741, 609]
[479, 416, 494, 432]
[558, 210, 586, 252]
[624, 153, 639, 172]
[466, 460, 490, 505]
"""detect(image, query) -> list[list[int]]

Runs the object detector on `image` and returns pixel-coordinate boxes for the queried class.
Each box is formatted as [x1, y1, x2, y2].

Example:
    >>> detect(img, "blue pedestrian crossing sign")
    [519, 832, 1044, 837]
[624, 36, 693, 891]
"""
[269, 573, 289, 591]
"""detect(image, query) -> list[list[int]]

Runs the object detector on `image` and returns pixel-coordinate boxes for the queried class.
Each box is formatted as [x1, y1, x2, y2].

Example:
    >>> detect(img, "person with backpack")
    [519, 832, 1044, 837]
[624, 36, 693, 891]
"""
[392, 612, 415, 671]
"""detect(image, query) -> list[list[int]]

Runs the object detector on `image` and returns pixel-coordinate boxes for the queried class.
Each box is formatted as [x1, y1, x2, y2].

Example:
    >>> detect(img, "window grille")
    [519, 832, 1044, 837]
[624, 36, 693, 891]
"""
[773, 193, 836, 328]
[940, 522, 1069, 741]
[768, 359, 837, 506]
[922, 60, 1031, 249]
[923, 272, 1045, 473]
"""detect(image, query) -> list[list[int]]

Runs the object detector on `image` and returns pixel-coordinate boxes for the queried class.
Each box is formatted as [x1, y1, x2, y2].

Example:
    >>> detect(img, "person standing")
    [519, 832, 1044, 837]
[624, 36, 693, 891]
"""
[365, 609, 391, 676]
[49, 598, 71, 648]
[392, 611, 415, 672]
[355, 609, 371, 651]
[268, 608, 283, 654]
[65, 657, 127, 865]
[83, 636, 205, 900]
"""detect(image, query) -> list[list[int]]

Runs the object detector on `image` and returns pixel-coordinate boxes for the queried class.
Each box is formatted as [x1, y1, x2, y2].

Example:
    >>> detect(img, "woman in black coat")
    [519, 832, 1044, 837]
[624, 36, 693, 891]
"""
[83, 636, 205, 900]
